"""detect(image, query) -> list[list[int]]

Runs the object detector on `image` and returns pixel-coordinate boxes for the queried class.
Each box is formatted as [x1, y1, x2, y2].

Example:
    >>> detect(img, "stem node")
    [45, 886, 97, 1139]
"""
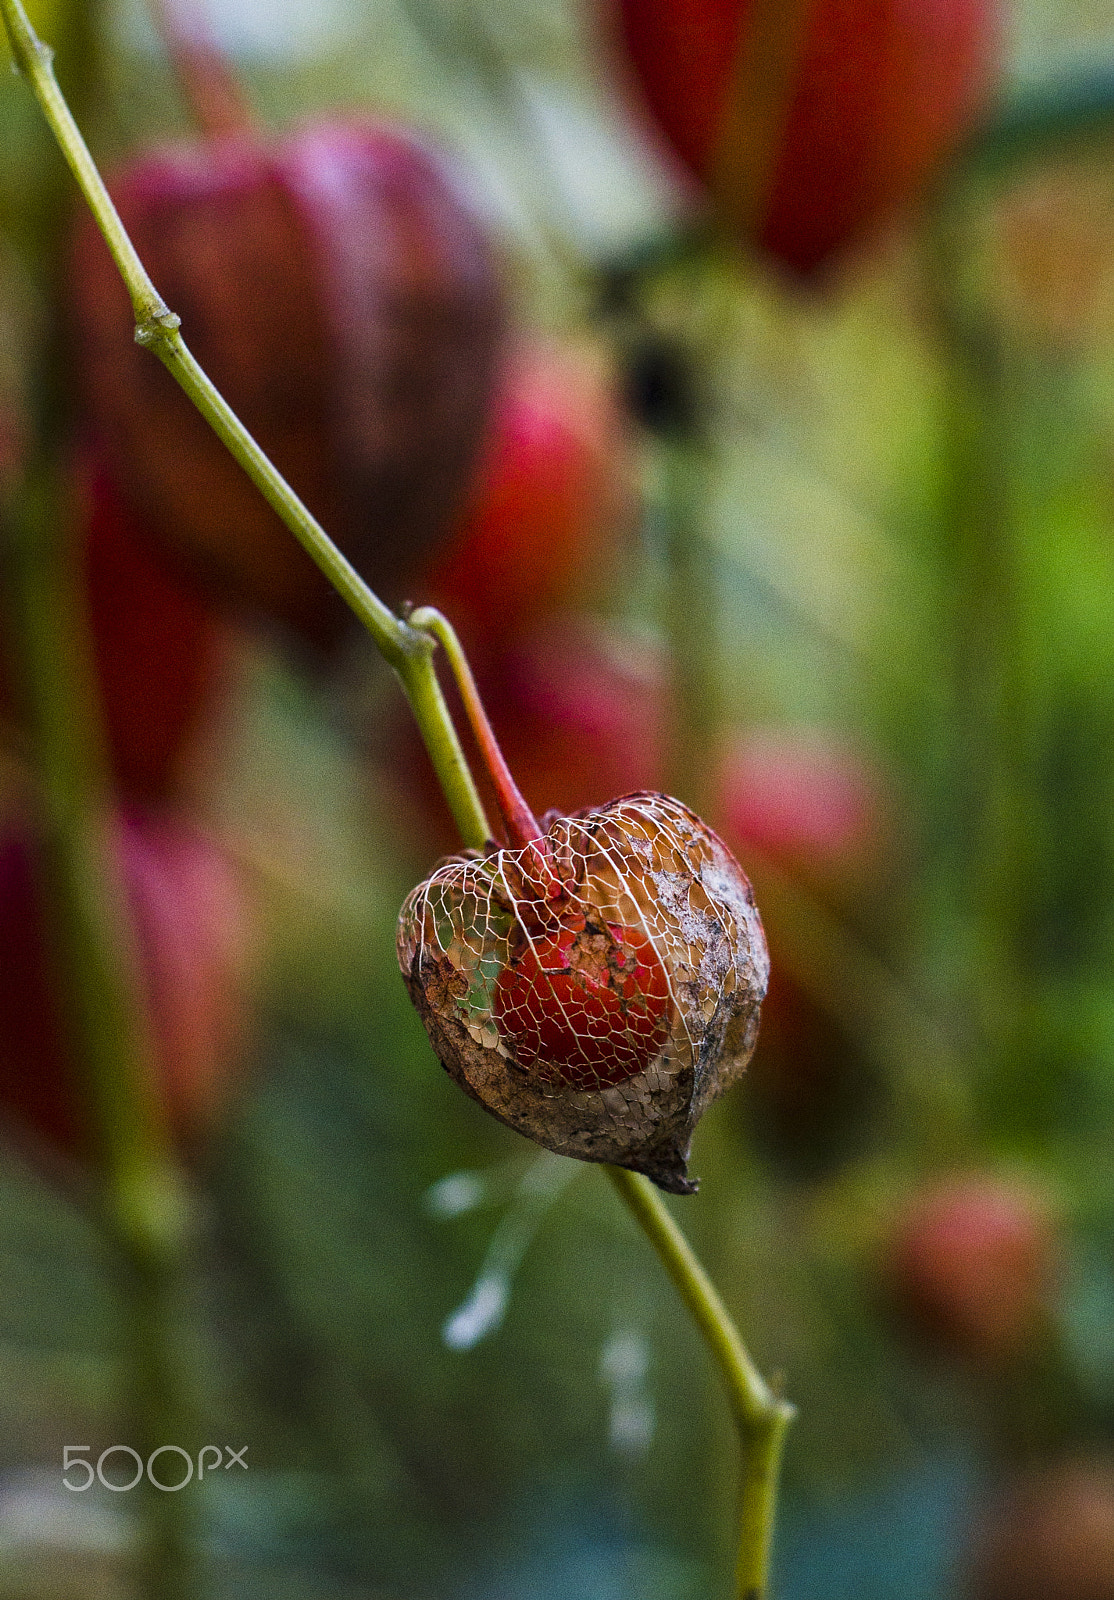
[134, 308, 182, 347]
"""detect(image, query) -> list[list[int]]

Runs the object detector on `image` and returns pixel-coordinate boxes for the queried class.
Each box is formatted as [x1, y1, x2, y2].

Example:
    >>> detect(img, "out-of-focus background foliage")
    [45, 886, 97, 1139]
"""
[2, 0, 1114, 1595]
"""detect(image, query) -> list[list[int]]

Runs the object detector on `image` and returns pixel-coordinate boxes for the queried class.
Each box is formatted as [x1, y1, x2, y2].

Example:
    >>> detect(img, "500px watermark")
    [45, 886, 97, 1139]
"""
[62, 1445, 248, 1492]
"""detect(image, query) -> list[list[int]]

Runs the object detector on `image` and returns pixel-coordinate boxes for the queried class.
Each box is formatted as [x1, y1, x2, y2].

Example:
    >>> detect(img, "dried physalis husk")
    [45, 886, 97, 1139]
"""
[70, 122, 505, 650]
[397, 792, 768, 1193]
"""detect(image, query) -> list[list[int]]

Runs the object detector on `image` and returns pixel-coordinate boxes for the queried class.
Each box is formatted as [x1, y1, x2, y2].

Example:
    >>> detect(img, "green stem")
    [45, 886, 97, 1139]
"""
[143, 230, 494, 846]
[1, 0, 395, 659]
[416, 585, 797, 1599]
[0, 0, 490, 852]
[606, 1167, 793, 1600]
[140, 343, 403, 661]
[396, 639, 491, 853]
[5, 471, 192, 1599]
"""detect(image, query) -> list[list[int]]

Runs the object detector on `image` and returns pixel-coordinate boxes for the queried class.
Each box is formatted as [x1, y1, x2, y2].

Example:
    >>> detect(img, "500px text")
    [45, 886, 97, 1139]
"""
[63, 1445, 248, 1491]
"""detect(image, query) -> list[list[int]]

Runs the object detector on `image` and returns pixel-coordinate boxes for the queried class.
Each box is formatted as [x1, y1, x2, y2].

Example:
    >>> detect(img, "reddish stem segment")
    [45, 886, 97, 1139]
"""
[407, 607, 544, 848]
[146, 0, 255, 141]
[408, 607, 576, 918]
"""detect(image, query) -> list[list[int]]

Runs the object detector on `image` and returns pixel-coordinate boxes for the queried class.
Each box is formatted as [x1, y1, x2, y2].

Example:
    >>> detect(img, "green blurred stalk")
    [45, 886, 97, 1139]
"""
[2, 474, 194, 1598]
[0, 4, 197, 1592]
[661, 430, 721, 817]
[927, 206, 1030, 1110]
[607, 1167, 794, 1600]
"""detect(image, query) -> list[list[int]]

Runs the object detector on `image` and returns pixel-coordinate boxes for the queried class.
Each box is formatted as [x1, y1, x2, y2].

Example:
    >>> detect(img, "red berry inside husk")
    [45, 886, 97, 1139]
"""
[398, 793, 768, 1193]
[493, 917, 672, 1091]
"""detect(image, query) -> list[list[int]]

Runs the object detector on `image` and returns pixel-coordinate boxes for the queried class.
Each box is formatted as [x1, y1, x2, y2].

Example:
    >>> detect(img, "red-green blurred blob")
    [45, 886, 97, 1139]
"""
[617, 0, 996, 276]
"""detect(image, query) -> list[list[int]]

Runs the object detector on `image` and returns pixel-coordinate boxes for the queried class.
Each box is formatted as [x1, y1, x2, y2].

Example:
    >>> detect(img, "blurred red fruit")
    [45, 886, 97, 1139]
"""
[616, 0, 996, 275]
[961, 1457, 1114, 1600]
[717, 726, 892, 895]
[490, 618, 665, 819]
[0, 805, 252, 1165]
[70, 121, 504, 648]
[0, 461, 233, 802]
[885, 1176, 1059, 1364]
[81, 460, 234, 800]
[423, 341, 638, 645]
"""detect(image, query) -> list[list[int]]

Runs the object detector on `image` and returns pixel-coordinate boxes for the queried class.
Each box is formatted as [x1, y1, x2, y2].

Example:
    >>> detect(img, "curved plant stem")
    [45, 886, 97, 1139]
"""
[606, 1167, 793, 1600]
[399, 642, 491, 853]
[408, 606, 540, 844]
[0, 0, 489, 852]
